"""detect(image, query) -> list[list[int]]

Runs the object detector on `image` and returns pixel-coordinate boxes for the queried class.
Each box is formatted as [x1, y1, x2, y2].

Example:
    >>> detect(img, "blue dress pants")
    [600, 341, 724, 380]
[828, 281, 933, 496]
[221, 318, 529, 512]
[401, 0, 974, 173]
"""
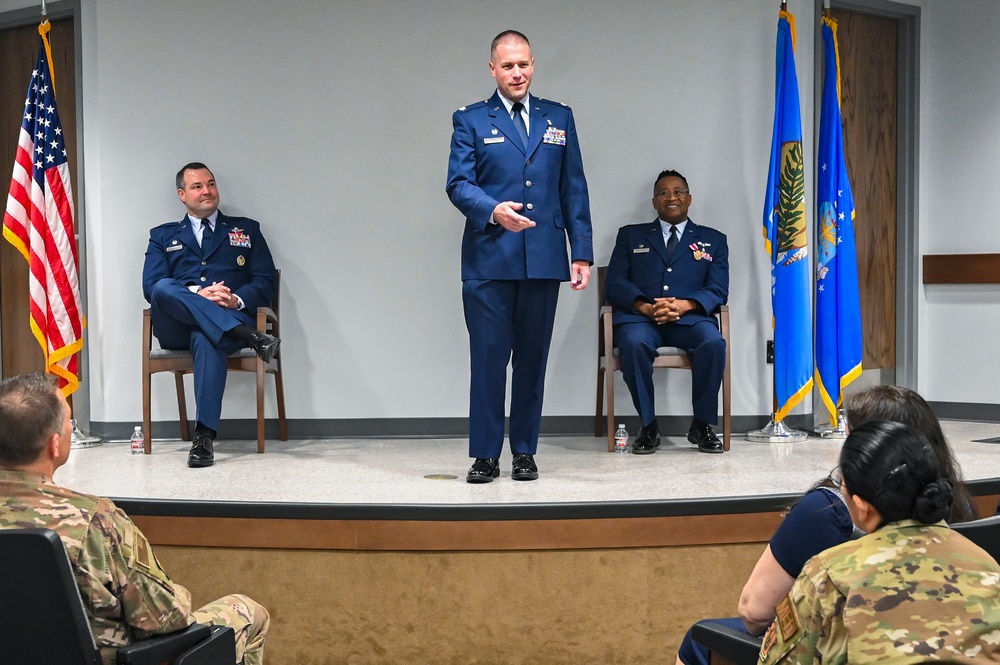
[149, 279, 252, 432]
[614, 319, 725, 427]
[462, 279, 560, 459]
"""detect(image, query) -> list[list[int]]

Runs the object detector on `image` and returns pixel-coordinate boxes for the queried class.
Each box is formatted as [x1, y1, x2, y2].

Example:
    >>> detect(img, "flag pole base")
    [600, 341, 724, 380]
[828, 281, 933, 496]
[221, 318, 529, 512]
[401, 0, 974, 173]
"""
[810, 409, 848, 440]
[746, 415, 809, 443]
[70, 419, 103, 449]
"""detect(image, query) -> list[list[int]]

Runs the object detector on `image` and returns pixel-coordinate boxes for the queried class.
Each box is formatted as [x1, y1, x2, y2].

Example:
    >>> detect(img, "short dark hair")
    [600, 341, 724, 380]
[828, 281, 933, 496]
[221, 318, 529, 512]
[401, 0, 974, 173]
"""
[846, 385, 976, 522]
[654, 169, 689, 192]
[175, 162, 213, 190]
[0, 373, 64, 466]
[491, 30, 530, 59]
[840, 420, 954, 527]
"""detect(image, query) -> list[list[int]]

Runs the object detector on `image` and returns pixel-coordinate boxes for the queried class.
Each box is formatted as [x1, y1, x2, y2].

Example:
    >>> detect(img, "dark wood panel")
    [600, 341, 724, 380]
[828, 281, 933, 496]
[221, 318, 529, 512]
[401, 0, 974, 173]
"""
[832, 8, 897, 370]
[923, 254, 1000, 284]
[131, 512, 786, 551]
[0, 18, 76, 379]
[130, 493, 1000, 551]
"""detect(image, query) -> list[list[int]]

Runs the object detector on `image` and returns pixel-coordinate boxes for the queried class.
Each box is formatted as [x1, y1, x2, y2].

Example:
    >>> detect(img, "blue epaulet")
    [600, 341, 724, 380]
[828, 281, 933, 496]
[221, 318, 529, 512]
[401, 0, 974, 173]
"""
[534, 97, 569, 109]
[455, 99, 489, 114]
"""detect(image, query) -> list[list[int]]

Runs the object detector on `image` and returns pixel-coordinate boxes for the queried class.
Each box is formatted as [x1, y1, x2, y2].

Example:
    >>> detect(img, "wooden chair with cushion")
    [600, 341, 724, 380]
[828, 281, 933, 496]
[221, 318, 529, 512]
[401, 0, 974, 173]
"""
[141, 270, 287, 454]
[595, 266, 731, 452]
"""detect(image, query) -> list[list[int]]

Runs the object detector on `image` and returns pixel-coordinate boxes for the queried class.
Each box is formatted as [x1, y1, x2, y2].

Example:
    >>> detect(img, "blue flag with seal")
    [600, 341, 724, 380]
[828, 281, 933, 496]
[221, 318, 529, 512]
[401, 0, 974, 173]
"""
[763, 8, 812, 422]
[816, 16, 863, 427]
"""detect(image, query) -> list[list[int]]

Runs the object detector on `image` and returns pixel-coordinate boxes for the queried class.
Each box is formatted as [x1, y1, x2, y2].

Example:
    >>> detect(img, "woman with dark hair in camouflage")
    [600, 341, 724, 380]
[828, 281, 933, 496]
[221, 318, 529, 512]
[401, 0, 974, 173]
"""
[759, 421, 1000, 664]
[677, 385, 977, 665]
[845, 384, 977, 522]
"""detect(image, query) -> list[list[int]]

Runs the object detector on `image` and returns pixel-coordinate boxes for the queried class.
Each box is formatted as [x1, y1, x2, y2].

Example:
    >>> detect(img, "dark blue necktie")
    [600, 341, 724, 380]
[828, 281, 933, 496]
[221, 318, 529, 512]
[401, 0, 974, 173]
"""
[201, 221, 214, 254]
[511, 102, 528, 149]
[666, 225, 679, 260]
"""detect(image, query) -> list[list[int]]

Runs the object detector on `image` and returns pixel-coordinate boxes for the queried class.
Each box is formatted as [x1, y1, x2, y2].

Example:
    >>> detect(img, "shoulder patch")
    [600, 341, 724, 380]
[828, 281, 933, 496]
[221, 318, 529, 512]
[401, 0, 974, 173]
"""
[760, 622, 778, 661]
[134, 531, 153, 570]
[775, 595, 800, 641]
[120, 516, 172, 584]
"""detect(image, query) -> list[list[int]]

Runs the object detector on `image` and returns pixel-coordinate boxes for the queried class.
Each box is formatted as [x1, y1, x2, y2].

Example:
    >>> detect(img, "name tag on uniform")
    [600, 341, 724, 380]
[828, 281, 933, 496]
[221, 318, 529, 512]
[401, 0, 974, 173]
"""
[484, 137, 505, 145]
[166, 244, 183, 253]
[633, 247, 650, 253]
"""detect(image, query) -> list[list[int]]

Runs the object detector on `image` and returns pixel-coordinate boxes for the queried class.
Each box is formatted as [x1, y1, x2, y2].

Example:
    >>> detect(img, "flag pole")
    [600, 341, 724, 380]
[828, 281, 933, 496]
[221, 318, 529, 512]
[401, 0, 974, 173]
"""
[809, 11, 863, 440]
[746, 3, 810, 443]
[41, 15, 101, 448]
[746, 366, 809, 442]
[71, 419, 103, 448]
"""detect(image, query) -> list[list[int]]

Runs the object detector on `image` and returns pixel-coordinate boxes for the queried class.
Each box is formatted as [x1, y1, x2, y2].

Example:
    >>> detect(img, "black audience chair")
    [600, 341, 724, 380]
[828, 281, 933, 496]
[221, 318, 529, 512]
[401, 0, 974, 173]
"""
[951, 513, 1000, 560]
[690, 621, 762, 665]
[0, 528, 235, 665]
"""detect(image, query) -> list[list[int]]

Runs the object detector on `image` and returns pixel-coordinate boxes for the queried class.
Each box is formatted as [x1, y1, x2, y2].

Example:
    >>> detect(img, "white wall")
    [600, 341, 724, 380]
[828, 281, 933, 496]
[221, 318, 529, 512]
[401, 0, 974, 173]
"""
[919, 0, 1000, 405]
[7, 0, 994, 427]
[75, 0, 807, 426]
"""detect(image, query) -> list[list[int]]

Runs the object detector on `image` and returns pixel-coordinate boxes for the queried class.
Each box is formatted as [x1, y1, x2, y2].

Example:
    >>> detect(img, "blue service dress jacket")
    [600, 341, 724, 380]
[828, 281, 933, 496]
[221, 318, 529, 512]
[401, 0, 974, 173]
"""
[605, 219, 729, 322]
[141, 211, 276, 432]
[446, 91, 593, 280]
[142, 211, 276, 320]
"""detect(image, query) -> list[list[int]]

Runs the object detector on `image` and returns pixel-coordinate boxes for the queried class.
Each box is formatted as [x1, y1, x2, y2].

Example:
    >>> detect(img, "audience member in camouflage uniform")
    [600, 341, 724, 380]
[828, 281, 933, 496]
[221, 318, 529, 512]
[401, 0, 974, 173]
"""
[0, 373, 269, 665]
[760, 421, 1000, 664]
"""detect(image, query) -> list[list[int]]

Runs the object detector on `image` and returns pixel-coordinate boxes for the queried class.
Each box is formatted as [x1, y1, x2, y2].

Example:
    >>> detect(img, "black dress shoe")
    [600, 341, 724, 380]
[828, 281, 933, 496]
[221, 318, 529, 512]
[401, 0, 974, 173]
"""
[511, 453, 539, 481]
[687, 421, 724, 454]
[466, 458, 500, 483]
[632, 423, 661, 455]
[248, 330, 281, 363]
[187, 434, 215, 467]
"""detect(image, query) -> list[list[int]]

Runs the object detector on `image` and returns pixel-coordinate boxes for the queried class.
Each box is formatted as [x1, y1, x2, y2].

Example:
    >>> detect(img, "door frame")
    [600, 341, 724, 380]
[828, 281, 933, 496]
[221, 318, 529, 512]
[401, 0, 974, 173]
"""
[816, 0, 920, 390]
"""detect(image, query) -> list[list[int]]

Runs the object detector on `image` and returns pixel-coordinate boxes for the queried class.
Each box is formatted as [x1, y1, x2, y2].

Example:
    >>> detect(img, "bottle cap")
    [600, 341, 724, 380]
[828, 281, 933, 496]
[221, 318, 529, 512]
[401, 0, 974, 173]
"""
[618, 424, 624, 428]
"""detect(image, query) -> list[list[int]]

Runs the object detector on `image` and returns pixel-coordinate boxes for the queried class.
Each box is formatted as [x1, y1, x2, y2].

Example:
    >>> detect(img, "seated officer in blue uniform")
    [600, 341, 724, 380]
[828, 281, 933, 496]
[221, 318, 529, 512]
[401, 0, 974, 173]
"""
[605, 169, 729, 454]
[142, 163, 279, 467]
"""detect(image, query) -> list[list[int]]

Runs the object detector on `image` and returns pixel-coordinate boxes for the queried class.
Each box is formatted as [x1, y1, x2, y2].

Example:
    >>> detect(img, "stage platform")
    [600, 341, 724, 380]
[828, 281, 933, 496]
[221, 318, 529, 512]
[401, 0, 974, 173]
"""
[60, 419, 1000, 551]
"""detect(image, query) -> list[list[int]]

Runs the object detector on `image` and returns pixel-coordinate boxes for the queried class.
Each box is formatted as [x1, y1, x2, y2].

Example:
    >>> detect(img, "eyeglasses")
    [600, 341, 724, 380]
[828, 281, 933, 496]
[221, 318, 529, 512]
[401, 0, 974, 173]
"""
[654, 189, 689, 200]
[827, 466, 843, 487]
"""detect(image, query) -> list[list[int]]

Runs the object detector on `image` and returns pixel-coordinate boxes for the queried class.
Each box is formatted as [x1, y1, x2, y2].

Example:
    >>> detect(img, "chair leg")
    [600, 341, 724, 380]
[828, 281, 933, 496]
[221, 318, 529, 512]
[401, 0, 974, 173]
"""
[274, 363, 288, 441]
[606, 368, 617, 452]
[142, 368, 153, 454]
[256, 360, 266, 454]
[595, 366, 605, 437]
[174, 373, 190, 441]
[722, 392, 731, 452]
[723, 356, 732, 454]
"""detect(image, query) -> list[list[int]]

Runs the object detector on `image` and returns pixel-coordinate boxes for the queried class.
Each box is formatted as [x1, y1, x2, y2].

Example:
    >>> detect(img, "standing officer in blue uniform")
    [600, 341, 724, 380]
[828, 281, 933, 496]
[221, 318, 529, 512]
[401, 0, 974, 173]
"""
[446, 30, 594, 483]
[142, 163, 279, 468]
[605, 170, 728, 454]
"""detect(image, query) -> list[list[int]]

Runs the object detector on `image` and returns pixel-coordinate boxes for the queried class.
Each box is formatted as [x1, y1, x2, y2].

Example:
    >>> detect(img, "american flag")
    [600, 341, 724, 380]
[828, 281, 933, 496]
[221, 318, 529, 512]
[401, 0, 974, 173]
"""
[2, 28, 85, 395]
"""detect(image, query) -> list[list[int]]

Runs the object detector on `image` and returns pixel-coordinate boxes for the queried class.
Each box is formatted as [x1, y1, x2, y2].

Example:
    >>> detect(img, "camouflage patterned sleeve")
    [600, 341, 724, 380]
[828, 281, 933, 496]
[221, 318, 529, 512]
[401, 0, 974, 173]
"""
[102, 501, 194, 638]
[760, 558, 847, 664]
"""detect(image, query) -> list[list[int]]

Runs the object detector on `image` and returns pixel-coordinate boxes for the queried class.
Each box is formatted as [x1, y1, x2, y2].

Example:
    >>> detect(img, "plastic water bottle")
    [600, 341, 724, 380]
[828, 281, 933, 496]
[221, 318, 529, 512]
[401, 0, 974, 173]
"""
[130, 426, 144, 455]
[614, 423, 629, 453]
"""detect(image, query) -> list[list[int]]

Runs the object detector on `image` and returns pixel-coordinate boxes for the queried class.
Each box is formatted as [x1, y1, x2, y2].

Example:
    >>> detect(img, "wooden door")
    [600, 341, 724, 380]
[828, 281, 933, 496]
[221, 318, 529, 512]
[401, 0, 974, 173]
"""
[0, 17, 77, 379]
[830, 8, 898, 374]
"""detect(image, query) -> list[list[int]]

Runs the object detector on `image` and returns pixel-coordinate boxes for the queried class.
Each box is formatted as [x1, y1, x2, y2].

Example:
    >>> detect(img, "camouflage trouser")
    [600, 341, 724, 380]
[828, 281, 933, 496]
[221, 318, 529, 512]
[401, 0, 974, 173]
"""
[193, 593, 270, 665]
